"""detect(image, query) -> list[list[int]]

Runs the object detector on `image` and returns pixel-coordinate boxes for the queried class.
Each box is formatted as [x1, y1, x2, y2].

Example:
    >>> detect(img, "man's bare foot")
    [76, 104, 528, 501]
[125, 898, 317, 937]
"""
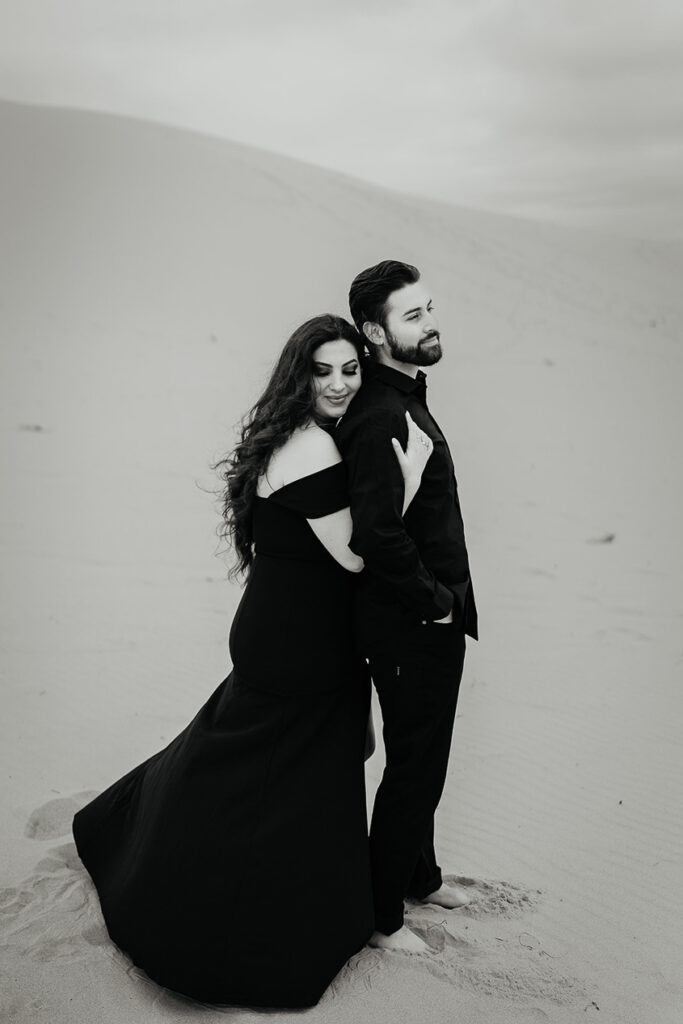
[420, 882, 470, 909]
[368, 925, 428, 953]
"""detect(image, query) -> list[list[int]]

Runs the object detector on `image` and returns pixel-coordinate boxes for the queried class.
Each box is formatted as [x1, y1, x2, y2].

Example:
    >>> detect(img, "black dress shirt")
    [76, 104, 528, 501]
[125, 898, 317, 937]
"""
[334, 361, 478, 649]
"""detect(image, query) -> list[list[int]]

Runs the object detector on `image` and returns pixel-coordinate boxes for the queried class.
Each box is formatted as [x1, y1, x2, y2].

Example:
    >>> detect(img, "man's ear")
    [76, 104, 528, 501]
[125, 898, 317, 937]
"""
[363, 321, 384, 349]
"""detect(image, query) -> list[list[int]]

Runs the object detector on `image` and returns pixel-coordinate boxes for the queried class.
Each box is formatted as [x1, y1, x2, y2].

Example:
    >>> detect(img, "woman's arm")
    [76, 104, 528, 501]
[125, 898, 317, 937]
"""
[306, 414, 433, 573]
[307, 507, 363, 572]
[290, 426, 362, 572]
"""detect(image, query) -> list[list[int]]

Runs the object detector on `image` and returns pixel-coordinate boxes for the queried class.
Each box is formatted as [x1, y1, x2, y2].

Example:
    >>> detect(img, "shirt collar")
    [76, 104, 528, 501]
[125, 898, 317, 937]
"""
[368, 361, 428, 396]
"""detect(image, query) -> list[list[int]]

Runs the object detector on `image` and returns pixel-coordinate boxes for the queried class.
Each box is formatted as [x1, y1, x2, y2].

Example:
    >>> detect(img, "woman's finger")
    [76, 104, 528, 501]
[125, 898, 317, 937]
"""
[391, 437, 407, 466]
[405, 411, 419, 442]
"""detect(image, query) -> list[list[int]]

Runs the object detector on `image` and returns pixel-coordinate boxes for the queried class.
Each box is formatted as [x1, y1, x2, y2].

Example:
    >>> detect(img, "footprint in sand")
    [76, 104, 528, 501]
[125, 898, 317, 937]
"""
[410, 923, 583, 1006]
[440, 873, 543, 918]
[399, 877, 586, 1007]
[0, 837, 127, 976]
[327, 947, 384, 999]
[24, 791, 98, 840]
[3, 789, 113, 969]
[328, 877, 585, 1008]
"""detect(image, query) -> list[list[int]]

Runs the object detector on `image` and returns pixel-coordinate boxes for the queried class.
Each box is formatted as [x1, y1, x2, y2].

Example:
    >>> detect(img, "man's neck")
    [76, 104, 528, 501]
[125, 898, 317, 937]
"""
[375, 352, 421, 379]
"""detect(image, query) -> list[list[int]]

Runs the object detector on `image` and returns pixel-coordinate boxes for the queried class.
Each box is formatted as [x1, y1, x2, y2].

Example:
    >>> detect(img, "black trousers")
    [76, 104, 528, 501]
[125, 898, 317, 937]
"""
[368, 622, 466, 935]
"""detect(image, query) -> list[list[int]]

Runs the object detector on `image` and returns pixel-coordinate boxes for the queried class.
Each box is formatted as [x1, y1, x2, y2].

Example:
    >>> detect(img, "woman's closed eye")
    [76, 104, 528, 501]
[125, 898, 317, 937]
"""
[313, 368, 358, 378]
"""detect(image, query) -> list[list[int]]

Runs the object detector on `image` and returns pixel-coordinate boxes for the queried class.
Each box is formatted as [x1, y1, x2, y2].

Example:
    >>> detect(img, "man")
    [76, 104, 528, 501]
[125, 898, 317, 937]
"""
[335, 259, 478, 953]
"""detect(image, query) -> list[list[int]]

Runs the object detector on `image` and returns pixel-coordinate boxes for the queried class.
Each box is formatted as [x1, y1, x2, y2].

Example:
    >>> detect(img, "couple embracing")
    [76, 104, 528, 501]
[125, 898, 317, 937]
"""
[73, 259, 478, 1008]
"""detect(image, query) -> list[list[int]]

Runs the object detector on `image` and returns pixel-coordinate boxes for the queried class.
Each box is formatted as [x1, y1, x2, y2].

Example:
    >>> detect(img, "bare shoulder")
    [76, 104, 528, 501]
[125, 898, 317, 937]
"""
[291, 423, 340, 460]
[279, 424, 341, 486]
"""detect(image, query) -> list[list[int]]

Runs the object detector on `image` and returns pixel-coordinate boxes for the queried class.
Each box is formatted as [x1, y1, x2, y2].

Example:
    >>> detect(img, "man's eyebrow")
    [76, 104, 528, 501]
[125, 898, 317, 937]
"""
[312, 358, 359, 368]
[402, 298, 433, 317]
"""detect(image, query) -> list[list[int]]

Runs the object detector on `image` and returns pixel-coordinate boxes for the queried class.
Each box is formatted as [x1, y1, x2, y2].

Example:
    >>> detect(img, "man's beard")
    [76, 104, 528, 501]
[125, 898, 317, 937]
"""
[385, 328, 443, 366]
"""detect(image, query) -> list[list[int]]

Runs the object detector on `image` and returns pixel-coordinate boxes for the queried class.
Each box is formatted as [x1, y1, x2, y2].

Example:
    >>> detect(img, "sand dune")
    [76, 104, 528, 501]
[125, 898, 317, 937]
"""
[1, 98, 682, 1023]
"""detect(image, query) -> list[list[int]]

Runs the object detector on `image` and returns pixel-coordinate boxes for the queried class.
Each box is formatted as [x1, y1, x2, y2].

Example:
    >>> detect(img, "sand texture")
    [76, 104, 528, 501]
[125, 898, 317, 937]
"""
[1, 98, 682, 1023]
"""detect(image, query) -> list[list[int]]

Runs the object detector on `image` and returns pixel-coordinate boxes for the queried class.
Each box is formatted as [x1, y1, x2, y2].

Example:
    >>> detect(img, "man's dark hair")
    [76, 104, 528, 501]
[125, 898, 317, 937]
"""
[348, 260, 420, 337]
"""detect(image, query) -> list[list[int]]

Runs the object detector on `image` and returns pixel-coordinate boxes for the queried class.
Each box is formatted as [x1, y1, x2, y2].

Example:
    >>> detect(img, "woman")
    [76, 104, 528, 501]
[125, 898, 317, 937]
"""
[72, 314, 433, 1008]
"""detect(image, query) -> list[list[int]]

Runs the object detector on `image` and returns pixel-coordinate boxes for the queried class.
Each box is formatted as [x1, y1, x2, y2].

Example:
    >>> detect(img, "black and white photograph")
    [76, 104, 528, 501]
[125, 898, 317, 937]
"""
[1, 2, 681, 1022]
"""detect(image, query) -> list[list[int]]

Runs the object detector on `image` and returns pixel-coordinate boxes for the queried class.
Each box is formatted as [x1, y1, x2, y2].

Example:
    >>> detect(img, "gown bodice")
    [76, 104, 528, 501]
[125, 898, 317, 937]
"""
[229, 462, 365, 695]
[252, 462, 350, 561]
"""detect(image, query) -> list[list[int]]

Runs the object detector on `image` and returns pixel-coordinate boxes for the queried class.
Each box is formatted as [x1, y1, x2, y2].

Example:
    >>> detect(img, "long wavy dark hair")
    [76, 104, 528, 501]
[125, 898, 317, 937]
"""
[215, 314, 366, 580]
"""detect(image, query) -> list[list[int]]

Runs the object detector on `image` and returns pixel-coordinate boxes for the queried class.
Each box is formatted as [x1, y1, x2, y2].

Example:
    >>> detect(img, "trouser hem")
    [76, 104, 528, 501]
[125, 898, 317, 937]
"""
[374, 908, 405, 936]
[406, 869, 443, 902]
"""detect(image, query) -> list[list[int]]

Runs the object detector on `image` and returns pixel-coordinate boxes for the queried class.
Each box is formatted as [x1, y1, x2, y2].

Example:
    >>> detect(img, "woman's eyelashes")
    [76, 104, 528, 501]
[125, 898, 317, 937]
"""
[313, 368, 359, 378]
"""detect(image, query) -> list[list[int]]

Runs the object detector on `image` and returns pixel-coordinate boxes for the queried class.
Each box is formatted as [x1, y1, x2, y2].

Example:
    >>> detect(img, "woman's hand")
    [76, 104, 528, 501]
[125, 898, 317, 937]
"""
[392, 411, 433, 513]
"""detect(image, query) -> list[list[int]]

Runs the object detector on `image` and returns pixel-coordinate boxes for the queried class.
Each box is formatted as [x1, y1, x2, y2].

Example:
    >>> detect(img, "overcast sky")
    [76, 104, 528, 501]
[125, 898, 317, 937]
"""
[1, 0, 682, 238]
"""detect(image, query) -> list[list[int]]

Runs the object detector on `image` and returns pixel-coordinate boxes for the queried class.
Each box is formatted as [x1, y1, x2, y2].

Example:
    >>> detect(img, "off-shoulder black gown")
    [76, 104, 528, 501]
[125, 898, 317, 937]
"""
[73, 463, 374, 1007]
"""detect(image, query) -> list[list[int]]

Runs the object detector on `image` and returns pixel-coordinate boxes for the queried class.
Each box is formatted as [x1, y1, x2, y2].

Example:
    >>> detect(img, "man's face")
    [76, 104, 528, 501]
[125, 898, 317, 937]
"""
[381, 281, 442, 366]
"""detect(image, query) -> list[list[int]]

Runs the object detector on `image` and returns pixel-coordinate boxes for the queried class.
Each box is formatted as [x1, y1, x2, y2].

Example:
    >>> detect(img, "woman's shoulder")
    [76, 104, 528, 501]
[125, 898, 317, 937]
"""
[281, 424, 341, 482]
[258, 424, 341, 496]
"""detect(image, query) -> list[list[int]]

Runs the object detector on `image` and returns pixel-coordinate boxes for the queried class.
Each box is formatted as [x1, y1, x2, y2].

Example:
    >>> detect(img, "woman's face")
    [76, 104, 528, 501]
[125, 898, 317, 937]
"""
[311, 338, 362, 419]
